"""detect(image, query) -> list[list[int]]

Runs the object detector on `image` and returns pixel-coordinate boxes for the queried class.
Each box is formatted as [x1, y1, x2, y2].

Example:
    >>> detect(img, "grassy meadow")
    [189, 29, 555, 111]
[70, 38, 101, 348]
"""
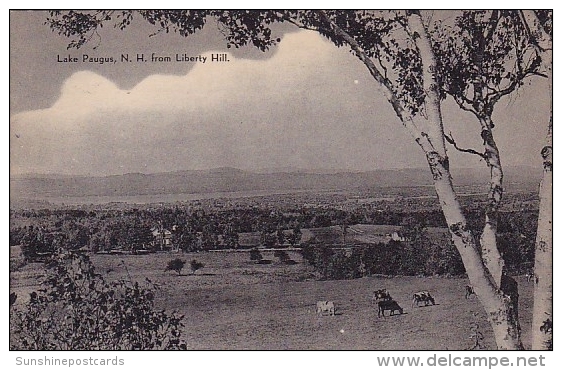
[10, 250, 534, 350]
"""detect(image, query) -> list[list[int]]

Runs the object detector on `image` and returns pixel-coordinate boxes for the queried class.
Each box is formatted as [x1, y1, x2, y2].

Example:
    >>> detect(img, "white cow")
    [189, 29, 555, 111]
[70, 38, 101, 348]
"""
[316, 301, 335, 316]
[371, 288, 392, 304]
[412, 291, 436, 307]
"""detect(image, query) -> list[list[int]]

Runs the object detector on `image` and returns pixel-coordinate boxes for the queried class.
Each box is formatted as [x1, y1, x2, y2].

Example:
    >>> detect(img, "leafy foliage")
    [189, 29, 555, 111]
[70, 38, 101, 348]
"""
[222, 223, 240, 249]
[10, 251, 187, 350]
[249, 247, 263, 262]
[46, 10, 283, 51]
[189, 259, 205, 274]
[301, 240, 465, 280]
[432, 11, 542, 120]
[540, 318, 553, 350]
[165, 258, 186, 275]
[171, 224, 198, 252]
[286, 225, 303, 247]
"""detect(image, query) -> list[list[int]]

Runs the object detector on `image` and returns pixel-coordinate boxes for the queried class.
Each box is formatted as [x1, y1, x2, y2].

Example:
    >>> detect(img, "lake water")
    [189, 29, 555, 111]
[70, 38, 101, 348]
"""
[33, 189, 315, 206]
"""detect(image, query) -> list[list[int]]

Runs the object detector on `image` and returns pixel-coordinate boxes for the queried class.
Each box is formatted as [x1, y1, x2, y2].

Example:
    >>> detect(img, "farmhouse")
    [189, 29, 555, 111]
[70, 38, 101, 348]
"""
[151, 227, 173, 250]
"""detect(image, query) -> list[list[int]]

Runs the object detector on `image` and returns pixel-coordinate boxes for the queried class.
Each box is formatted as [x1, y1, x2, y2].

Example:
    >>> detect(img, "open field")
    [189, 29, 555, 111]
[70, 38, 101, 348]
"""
[10, 251, 534, 350]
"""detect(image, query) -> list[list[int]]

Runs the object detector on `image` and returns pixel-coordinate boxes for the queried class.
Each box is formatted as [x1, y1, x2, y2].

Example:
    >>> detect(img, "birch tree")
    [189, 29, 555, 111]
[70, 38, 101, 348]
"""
[45, 9, 549, 349]
[519, 10, 553, 351]
[434, 10, 551, 349]
[433, 10, 543, 287]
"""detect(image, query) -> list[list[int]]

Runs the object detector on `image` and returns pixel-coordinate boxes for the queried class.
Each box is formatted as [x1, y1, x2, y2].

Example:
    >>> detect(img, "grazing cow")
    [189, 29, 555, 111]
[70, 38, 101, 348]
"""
[412, 291, 436, 307]
[372, 289, 392, 303]
[377, 300, 404, 317]
[465, 285, 475, 299]
[316, 301, 335, 316]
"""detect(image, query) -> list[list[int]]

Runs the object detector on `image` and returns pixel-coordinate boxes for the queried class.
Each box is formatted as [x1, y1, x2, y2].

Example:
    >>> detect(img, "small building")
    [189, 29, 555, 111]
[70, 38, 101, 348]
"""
[151, 227, 173, 250]
[390, 231, 408, 242]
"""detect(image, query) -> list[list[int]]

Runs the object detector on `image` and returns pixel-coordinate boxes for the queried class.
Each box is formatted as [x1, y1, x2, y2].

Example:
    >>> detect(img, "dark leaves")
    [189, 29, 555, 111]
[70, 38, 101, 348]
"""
[10, 251, 187, 350]
[431, 10, 542, 116]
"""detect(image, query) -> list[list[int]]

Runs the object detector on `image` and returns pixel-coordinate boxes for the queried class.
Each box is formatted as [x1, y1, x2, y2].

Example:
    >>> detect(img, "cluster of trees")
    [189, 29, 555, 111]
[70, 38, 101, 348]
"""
[164, 258, 205, 276]
[301, 217, 536, 280]
[301, 241, 464, 280]
[258, 224, 302, 248]
[10, 204, 446, 236]
[11, 205, 537, 262]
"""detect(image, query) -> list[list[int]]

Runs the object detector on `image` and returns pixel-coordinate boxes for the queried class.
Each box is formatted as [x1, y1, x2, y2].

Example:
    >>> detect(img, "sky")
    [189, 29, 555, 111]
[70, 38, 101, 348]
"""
[9, 10, 550, 176]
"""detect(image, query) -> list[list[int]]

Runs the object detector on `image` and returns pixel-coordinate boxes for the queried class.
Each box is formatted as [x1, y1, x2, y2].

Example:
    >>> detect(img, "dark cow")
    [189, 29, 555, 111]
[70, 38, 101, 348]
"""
[316, 301, 335, 316]
[412, 291, 436, 307]
[465, 285, 475, 299]
[377, 300, 404, 317]
[372, 289, 392, 304]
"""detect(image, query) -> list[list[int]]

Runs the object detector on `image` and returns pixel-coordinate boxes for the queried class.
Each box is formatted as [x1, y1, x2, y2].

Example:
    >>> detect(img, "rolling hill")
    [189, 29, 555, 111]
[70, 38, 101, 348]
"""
[10, 166, 541, 202]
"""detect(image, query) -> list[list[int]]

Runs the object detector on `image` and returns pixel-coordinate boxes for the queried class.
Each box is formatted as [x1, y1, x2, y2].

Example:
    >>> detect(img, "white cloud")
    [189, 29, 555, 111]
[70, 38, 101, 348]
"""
[12, 30, 411, 176]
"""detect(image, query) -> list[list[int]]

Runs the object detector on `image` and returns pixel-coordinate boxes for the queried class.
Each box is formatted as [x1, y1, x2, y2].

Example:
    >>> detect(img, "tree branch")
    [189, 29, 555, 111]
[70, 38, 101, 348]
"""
[442, 89, 479, 116]
[517, 10, 534, 45]
[482, 10, 500, 43]
[315, 10, 406, 122]
[316, 10, 436, 155]
[520, 10, 552, 51]
[487, 74, 523, 107]
[279, 12, 320, 32]
[444, 132, 487, 159]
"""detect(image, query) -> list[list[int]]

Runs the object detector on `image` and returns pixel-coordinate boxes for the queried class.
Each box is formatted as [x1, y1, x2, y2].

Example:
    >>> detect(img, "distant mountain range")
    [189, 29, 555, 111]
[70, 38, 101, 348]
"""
[10, 166, 542, 200]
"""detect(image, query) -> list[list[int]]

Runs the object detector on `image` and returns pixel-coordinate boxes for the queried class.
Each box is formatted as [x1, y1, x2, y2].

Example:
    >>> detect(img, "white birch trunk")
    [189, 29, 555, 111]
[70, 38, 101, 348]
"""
[520, 10, 553, 350]
[531, 43, 553, 352]
[532, 130, 552, 349]
[478, 119, 505, 287]
[473, 15, 505, 286]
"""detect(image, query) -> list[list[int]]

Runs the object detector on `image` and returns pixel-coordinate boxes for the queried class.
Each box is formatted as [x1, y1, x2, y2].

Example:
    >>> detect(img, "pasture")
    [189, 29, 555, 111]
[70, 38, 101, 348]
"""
[10, 250, 534, 350]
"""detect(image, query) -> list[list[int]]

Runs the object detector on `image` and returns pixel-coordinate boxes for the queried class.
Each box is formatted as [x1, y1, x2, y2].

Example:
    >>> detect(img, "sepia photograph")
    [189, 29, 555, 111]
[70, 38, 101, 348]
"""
[9, 9, 552, 353]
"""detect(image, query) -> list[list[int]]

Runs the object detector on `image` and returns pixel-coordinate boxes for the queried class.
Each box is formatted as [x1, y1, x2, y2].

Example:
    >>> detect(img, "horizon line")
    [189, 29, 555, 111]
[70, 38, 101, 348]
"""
[10, 164, 543, 179]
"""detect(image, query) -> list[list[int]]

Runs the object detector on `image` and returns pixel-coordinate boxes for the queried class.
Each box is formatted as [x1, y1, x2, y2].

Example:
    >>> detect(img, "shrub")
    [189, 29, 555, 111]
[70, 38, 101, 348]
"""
[274, 250, 289, 262]
[274, 250, 297, 265]
[165, 258, 186, 275]
[190, 259, 204, 274]
[249, 248, 263, 262]
[10, 251, 186, 350]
